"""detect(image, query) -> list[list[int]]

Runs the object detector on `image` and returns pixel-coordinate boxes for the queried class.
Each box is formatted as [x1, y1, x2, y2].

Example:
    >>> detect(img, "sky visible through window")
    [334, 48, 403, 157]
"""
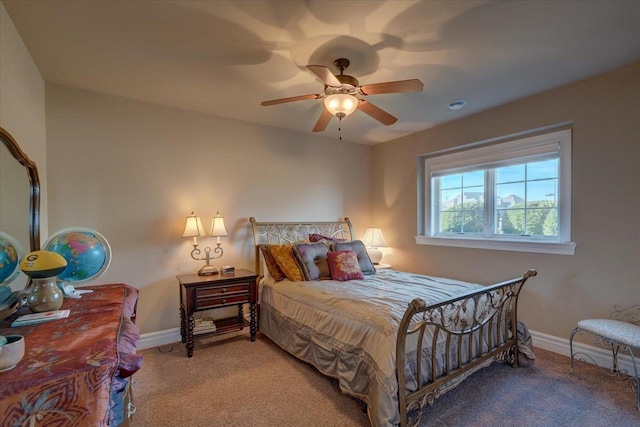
[441, 159, 558, 204]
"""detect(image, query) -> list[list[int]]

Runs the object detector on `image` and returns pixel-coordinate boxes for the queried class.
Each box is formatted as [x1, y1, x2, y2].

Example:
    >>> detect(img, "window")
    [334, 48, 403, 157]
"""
[417, 127, 575, 255]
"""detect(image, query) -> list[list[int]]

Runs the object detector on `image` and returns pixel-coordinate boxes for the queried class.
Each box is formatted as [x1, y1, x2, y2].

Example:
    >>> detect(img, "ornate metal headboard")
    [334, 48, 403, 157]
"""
[248, 217, 354, 278]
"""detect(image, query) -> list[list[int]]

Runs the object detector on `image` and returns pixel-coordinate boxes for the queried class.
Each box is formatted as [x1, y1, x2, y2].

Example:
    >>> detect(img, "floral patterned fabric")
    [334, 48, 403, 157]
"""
[0, 284, 141, 426]
[327, 250, 364, 281]
[268, 245, 304, 282]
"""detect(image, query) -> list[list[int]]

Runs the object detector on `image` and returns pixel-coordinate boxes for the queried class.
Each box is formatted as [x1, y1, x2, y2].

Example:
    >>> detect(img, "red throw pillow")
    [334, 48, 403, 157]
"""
[327, 250, 364, 281]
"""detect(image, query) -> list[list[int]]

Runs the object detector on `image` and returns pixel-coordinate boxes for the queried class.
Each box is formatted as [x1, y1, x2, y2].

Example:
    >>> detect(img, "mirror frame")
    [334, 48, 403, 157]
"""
[0, 126, 40, 251]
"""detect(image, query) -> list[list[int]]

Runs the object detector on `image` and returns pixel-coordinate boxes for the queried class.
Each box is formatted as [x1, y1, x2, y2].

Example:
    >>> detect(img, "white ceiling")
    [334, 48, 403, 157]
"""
[4, 0, 639, 145]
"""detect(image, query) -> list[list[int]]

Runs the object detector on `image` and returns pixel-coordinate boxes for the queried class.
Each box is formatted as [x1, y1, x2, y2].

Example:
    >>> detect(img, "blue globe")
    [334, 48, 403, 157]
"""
[0, 232, 23, 285]
[44, 228, 111, 284]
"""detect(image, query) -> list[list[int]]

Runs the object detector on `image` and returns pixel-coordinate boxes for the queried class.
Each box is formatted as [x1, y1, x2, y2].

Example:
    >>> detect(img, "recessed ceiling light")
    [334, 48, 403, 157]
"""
[448, 99, 467, 110]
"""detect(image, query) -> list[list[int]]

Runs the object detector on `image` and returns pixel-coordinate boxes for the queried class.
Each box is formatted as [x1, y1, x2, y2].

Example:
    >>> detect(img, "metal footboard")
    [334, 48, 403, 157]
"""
[396, 269, 537, 426]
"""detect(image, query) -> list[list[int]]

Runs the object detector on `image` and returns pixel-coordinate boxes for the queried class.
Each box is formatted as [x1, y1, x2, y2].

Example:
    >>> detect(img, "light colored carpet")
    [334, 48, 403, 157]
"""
[131, 331, 640, 426]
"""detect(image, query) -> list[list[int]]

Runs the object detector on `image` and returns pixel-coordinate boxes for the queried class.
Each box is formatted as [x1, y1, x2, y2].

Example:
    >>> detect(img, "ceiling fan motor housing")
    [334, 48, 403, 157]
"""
[325, 75, 359, 95]
[326, 58, 359, 94]
[336, 74, 359, 89]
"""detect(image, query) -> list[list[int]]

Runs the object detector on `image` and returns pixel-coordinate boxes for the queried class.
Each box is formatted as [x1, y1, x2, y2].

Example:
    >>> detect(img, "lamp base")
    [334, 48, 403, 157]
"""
[366, 247, 383, 265]
[27, 277, 64, 312]
[198, 265, 219, 276]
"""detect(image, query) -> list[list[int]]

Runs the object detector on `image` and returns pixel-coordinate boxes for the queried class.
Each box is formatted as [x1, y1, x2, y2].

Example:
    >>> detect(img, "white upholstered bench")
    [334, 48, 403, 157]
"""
[569, 307, 640, 412]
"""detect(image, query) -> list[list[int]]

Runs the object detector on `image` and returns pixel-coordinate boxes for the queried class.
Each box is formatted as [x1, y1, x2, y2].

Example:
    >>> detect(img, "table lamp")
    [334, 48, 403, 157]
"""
[362, 227, 387, 265]
[20, 250, 67, 312]
[182, 211, 228, 275]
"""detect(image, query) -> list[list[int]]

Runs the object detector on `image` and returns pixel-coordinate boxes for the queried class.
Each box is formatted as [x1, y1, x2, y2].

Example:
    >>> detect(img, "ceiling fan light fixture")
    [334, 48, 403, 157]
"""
[261, 58, 423, 132]
[324, 93, 358, 119]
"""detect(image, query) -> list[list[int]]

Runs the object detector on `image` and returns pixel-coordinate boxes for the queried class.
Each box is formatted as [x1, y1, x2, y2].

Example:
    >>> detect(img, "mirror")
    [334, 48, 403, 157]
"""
[0, 126, 40, 290]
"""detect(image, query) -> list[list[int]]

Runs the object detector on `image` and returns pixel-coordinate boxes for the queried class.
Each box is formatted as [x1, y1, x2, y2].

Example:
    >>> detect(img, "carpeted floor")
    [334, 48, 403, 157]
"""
[132, 332, 639, 426]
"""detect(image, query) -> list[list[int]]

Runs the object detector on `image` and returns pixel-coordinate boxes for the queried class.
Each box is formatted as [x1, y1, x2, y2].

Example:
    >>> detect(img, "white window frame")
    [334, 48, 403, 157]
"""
[416, 126, 576, 255]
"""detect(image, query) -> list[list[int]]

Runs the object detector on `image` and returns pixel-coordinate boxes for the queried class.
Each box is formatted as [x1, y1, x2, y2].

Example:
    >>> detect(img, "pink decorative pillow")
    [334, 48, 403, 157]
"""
[331, 240, 376, 275]
[327, 250, 364, 281]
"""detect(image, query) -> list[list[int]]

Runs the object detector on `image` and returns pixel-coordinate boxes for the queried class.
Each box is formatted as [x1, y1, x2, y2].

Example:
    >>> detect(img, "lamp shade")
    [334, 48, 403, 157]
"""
[362, 228, 387, 248]
[209, 212, 228, 237]
[182, 212, 205, 238]
[324, 94, 358, 118]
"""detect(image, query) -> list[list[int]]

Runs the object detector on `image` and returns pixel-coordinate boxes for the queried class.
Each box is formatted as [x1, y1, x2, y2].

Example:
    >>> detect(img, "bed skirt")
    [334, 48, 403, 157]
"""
[261, 300, 534, 427]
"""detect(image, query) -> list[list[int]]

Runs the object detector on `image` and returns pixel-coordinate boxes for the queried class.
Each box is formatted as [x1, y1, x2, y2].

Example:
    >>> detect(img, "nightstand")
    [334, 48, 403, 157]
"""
[375, 263, 392, 270]
[177, 269, 258, 357]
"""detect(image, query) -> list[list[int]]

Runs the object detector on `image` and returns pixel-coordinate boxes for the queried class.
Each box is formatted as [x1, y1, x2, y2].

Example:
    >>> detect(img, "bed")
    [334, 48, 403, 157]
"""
[250, 217, 536, 427]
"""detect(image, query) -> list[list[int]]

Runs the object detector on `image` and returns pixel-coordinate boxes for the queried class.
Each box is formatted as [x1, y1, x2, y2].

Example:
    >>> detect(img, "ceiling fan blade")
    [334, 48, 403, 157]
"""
[359, 79, 424, 95]
[357, 100, 398, 126]
[312, 108, 333, 133]
[261, 94, 320, 106]
[306, 65, 342, 87]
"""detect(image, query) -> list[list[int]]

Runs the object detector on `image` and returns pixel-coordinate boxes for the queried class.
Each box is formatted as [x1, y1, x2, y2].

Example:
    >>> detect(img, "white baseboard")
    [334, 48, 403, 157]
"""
[138, 327, 181, 350]
[530, 329, 637, 376]
[137, 327, 637, 376]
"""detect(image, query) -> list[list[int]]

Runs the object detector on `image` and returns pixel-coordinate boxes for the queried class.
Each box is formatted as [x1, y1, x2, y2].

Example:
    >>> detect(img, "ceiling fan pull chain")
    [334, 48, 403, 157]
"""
[339, 117, 342, 140]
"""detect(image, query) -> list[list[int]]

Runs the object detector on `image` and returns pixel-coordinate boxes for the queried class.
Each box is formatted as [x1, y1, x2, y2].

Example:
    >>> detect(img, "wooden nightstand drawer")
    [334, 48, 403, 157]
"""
[194, 282, 250, 309]
[195, 292, 249, 310]
[195, 282, 251, 298]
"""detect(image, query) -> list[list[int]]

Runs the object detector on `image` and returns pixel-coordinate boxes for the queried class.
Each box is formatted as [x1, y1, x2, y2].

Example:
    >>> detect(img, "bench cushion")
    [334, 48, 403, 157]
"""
[577, 319, 640, 347]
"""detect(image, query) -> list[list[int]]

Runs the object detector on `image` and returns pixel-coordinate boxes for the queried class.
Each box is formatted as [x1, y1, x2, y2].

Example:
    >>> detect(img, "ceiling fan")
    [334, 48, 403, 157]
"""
[260, 58, 423, 133]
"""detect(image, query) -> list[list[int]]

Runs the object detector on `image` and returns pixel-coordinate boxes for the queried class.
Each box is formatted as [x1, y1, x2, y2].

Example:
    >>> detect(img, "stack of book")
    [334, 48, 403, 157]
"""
[193, 317, 216, 335]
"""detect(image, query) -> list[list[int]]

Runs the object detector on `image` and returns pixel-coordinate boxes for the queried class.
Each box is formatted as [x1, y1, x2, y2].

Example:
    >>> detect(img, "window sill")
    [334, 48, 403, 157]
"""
[415, 235, 576, 255]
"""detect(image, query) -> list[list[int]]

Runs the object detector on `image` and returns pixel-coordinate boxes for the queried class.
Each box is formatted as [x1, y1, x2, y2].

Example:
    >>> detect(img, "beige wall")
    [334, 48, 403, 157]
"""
[372, 63, 640, 342]
[45, 84, 372, 334]
[0, 2, 47, 290]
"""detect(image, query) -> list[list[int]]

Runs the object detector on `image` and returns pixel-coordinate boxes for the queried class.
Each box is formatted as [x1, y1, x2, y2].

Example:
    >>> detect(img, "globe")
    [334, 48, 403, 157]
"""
[0, 232, 24, 285]
[43, 228, 111, 284]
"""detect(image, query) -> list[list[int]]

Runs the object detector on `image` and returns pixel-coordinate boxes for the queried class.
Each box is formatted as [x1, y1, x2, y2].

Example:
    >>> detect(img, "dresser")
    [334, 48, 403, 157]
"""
[0, 284, 142, 426]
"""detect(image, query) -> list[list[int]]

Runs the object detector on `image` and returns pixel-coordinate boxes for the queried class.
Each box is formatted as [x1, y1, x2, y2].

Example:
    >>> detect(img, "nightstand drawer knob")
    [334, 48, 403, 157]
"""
[222, 299, 227, 304]
[222, 288, 227, 293]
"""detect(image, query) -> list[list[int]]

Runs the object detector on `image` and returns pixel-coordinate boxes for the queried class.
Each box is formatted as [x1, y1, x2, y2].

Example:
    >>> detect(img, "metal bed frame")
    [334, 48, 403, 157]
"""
[396, 269, 537, 426]
[249, 217, 536, 426]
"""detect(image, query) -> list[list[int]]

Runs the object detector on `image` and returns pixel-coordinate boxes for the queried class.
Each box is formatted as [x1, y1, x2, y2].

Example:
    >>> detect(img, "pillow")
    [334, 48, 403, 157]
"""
[292, 242, 330, 281]
[268, 244, 304, 282]
[331, 240, 376, 275]
[258, 245, 286, 282]
[308, 233, 347, 243]
[327, 251, 364, 281]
